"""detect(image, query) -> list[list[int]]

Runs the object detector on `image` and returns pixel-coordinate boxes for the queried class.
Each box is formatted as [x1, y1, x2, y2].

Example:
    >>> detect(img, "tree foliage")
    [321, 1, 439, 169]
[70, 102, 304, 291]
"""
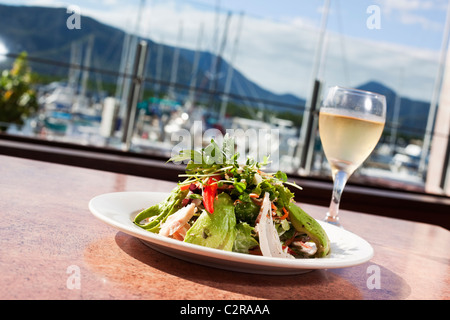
[0, 52, 39, 131]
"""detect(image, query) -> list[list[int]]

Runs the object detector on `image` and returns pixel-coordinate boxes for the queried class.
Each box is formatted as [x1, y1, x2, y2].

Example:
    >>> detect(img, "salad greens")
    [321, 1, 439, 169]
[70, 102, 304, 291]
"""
[134, 135, 330, 258]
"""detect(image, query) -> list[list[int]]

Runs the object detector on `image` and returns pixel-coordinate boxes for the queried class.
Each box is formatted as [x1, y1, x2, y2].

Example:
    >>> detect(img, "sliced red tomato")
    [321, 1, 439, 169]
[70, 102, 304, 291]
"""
[179, 183, 191, 191]
[203, 175, 221, 213]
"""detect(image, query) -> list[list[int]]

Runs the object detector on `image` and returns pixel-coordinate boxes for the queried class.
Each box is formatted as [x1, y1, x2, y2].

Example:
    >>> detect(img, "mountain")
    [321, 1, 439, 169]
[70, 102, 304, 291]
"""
[357, 81, 431, 137]
[0, 4, 305, 113]
[0, 4, 431, 135]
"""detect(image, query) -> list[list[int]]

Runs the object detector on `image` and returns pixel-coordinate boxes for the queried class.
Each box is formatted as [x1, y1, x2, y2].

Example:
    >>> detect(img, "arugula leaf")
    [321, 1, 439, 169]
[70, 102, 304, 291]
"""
[233, 178, 246, 193]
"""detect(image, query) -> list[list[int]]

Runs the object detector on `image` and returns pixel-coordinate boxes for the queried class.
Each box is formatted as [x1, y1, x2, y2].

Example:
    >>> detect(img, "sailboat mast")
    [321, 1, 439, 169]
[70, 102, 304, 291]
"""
[187, 23, 204, 107]
[219, 11, 244, 121]
[208, 10, 231, 108]
[80, 34, 94, 100]
[169, 21, 183, 99]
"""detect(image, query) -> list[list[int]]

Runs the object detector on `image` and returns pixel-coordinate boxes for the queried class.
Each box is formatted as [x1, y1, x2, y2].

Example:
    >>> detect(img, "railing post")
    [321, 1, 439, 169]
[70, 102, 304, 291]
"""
[121, 40, 148, 150]
[299, 79, 322, 174]
[440, 134, 450, 191]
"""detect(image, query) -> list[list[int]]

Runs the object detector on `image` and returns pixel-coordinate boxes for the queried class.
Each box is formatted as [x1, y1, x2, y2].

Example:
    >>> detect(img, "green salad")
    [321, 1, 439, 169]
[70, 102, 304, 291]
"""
[133, 135, 330, 259]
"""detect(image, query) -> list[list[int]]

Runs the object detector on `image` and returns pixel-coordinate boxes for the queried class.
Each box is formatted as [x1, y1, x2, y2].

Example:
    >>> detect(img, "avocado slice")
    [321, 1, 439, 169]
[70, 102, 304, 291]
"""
[133, 187, 188, 232]
[288, 202, 331, 257]
[184, 193, 237, 251]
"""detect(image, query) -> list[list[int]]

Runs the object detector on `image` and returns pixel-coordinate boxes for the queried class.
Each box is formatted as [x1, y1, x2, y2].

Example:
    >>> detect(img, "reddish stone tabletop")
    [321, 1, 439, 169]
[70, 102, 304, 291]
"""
[0, 154, 448, 300]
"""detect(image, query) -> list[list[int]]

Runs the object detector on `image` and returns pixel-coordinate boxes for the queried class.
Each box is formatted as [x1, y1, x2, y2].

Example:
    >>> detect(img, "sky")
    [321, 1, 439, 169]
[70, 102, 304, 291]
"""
[0, 0, 449, 102]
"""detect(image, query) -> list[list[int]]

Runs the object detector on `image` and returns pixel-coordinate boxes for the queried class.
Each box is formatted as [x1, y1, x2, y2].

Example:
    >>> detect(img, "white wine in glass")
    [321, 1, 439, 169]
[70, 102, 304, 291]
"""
[319, 86, 386, 227]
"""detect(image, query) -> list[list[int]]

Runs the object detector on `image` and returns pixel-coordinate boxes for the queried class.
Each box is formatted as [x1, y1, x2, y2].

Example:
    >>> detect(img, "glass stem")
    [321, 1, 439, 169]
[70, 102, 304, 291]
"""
[326, 170, 349, 225]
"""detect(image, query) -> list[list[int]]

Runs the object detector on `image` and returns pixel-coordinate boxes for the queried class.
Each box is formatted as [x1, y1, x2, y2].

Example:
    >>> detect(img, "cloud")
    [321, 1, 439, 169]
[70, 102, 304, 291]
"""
[376, 0, 447, 31]
[321, 32, 439, 101]
[88, 0, 440, 102]
[379, 0, 432, 12]
[80, 0, 319, 96]
[397, 11, 443, 31]
[0, 38, 8, 62]
[1, 0, 442, 102]
[217, 10, 440, 101]
[229, 17, 318, 96]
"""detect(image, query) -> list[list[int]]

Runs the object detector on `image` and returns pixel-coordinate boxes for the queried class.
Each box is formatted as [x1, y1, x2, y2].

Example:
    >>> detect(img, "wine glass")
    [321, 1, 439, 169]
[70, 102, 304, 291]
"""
[318, 86, 386, 227]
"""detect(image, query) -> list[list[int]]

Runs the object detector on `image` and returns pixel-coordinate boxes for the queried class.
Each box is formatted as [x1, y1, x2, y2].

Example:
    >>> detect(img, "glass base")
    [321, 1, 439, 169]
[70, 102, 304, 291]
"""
[324, 214, 343, 228]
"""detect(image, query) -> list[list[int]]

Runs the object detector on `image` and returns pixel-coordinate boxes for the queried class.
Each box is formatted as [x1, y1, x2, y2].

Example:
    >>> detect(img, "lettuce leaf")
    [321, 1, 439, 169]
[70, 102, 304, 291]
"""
[233, 222, 259, 253]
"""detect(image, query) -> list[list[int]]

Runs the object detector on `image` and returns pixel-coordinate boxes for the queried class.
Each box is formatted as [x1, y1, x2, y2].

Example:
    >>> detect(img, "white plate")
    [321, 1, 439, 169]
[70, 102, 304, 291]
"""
[89, 192, 374, 275]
